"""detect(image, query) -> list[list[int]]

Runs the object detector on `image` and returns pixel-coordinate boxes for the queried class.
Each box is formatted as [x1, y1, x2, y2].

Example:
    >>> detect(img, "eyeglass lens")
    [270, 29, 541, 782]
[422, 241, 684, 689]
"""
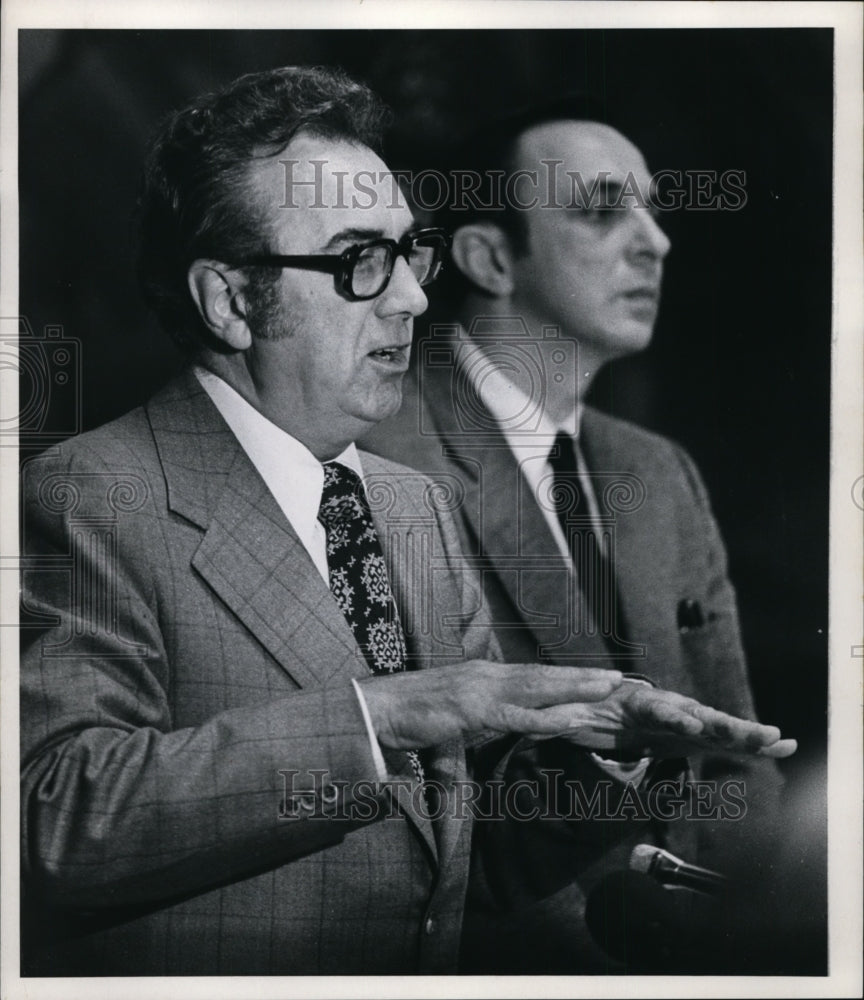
[351, 236, 444, 297]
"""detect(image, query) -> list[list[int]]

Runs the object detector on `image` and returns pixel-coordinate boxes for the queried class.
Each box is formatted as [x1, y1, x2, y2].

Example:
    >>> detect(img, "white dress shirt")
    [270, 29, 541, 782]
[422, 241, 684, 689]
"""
[194, 366, 387, 779]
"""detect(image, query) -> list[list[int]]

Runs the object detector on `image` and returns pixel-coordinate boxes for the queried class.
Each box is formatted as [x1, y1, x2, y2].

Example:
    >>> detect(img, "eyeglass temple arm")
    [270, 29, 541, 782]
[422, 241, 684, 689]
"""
[237, 254, 344, 273]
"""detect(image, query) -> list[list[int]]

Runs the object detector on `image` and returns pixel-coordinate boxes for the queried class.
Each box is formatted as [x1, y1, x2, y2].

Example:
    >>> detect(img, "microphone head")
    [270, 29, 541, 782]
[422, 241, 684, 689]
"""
[629, 843, 661, 875]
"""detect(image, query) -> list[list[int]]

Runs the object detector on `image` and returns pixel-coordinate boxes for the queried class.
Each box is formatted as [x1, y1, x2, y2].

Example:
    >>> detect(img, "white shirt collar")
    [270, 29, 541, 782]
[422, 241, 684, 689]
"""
[193, 365, 362, 581]
[457, 337, 581, 449]
[457, 337, 601, 558]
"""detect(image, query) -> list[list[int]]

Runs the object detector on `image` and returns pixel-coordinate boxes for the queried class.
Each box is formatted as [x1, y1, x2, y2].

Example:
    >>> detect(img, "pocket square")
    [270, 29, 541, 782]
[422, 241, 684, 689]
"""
[677, 599, 705, 631]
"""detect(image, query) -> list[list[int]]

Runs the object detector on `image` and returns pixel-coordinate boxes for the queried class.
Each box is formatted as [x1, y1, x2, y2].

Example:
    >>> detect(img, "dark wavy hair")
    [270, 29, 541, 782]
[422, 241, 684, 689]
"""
[136, 65, 391, 353]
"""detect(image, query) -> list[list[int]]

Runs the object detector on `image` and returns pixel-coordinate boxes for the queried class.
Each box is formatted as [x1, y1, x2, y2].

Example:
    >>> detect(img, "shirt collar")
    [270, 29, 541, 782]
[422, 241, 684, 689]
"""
[193, 365, 363, 544]
[455, 337, 606, 557]
[457, 336, 581, 451]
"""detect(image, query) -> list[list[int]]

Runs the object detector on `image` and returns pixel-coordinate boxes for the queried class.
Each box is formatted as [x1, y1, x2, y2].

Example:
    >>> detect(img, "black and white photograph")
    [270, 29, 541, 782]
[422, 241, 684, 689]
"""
[1, 2, 861, 997]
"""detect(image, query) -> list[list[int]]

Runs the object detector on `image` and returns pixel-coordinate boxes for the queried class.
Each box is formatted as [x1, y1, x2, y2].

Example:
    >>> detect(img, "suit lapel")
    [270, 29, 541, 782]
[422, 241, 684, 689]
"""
[191, 465, 371, 692]
[146, 373, 375, 692]
[419, 362, 610, 661]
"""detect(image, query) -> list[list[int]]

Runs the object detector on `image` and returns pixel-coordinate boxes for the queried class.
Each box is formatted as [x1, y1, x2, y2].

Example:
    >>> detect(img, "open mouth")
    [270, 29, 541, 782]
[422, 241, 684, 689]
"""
[368, 346, 409, 365]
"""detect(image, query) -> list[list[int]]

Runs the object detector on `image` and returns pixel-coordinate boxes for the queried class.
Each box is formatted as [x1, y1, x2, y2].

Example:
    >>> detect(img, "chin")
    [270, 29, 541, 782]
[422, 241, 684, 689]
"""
[363, 389, 405, 426]
[606, 322, 656, 359]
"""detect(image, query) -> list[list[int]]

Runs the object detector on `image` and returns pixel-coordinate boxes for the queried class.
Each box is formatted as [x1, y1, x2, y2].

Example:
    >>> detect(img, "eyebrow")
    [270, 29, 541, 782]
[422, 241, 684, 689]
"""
[595, 180, 659, 215]
[321, 222, 422, 252]
[575, 180, 624, 205]
[321, 227, 385, 252]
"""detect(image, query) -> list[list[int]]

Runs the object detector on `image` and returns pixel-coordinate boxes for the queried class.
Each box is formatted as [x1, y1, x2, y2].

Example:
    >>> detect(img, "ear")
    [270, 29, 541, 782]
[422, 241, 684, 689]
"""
[187, 260, 254, 351]
[450, 223, 516, 297]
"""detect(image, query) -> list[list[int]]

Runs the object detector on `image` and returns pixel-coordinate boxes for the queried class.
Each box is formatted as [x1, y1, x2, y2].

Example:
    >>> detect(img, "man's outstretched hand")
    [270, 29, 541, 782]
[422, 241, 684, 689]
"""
[358, 664, 796, 760]
[359, 662, 623, 749]
[546, 679, 798, 760]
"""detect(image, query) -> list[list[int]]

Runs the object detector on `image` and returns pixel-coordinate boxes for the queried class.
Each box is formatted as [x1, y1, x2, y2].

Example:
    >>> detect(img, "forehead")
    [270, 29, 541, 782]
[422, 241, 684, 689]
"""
[513, 120, 650, 184]
[244, 133, 415, 249]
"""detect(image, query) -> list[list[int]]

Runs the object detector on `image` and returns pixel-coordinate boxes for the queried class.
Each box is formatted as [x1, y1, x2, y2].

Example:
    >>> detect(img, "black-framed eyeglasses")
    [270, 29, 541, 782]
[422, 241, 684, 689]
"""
[232, 227, 451, 301]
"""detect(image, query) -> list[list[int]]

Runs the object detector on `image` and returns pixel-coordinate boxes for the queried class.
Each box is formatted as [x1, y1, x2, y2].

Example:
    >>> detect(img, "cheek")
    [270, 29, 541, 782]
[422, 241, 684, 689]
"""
[303, 304, 364, 364]
[544, 255, 599, 311]
[538, 228, 599, 281]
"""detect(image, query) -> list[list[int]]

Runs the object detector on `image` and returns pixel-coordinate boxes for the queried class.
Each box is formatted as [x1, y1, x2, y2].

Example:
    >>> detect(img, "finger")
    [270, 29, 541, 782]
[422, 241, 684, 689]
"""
[492, 703, 569, 735]
[519, 667, 623, 707]
[695, 726, 787, 756]
[637, 696, 706, 736]
[529, 723, 622, 749]
[687, 706, 782, 747]
[748, 723, 782, 744]
[562, 677, 625, 702]
[495, 702, 616, 737]
[756, 738, 798, 758]
[546, 666, 623, 683]
[717, 722, 784, 752]
[737, 723, 784, 753]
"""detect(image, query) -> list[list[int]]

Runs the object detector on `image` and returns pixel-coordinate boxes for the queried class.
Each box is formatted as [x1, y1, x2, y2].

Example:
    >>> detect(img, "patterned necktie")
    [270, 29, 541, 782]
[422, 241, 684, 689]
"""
[317, 461, 425, 785]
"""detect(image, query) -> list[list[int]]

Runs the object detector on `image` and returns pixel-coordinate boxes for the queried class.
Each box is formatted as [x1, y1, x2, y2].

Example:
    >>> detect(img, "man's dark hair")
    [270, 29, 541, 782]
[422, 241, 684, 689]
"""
[137, 65, 391, 353]
[437, 92, 609, 299]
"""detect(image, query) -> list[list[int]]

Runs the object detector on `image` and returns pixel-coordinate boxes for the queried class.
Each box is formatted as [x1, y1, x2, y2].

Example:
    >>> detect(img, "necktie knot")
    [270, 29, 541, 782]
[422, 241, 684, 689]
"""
[548, 430, 579, 480]
[318, 462, 368, 527]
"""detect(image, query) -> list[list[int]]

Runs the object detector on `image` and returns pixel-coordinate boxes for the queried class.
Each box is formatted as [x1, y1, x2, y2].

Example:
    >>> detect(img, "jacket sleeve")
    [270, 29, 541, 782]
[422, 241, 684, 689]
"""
[20, 446, 388, 910]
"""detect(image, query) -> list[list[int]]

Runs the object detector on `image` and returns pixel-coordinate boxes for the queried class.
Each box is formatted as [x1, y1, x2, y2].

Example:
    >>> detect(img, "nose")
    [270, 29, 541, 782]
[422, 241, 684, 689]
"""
[375, 255, 429, 318]
[628, 208, 671, 263]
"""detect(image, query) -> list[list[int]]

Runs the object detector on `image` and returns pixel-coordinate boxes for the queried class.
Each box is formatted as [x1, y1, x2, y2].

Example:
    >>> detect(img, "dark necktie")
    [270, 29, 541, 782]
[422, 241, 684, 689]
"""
[548, 432, 624, 650]
[317, 461, 425, 785]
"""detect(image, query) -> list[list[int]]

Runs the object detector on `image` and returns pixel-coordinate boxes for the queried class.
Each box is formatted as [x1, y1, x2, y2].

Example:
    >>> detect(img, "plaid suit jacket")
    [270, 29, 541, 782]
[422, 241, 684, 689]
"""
[20, 371, 496, 976]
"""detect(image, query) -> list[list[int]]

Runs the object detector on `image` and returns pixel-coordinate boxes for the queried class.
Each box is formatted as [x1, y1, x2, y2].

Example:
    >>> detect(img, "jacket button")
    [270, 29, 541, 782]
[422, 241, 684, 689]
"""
[424, 915, 436, 935]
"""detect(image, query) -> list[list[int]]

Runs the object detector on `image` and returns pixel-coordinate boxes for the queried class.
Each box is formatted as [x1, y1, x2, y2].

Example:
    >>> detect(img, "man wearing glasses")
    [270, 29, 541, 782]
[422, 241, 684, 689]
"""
[20, 67, 794, 977]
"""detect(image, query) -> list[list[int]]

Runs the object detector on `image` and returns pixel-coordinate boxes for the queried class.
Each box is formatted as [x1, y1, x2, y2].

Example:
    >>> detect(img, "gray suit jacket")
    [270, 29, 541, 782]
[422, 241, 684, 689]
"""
[362, 346, 783, 972]
[20, 371, 497, 976]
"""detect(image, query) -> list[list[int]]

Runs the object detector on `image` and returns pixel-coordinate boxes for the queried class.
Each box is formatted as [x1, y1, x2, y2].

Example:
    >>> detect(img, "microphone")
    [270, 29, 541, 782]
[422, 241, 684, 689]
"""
[630, 843, 727, 895]
[588, 842, 815, 974]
